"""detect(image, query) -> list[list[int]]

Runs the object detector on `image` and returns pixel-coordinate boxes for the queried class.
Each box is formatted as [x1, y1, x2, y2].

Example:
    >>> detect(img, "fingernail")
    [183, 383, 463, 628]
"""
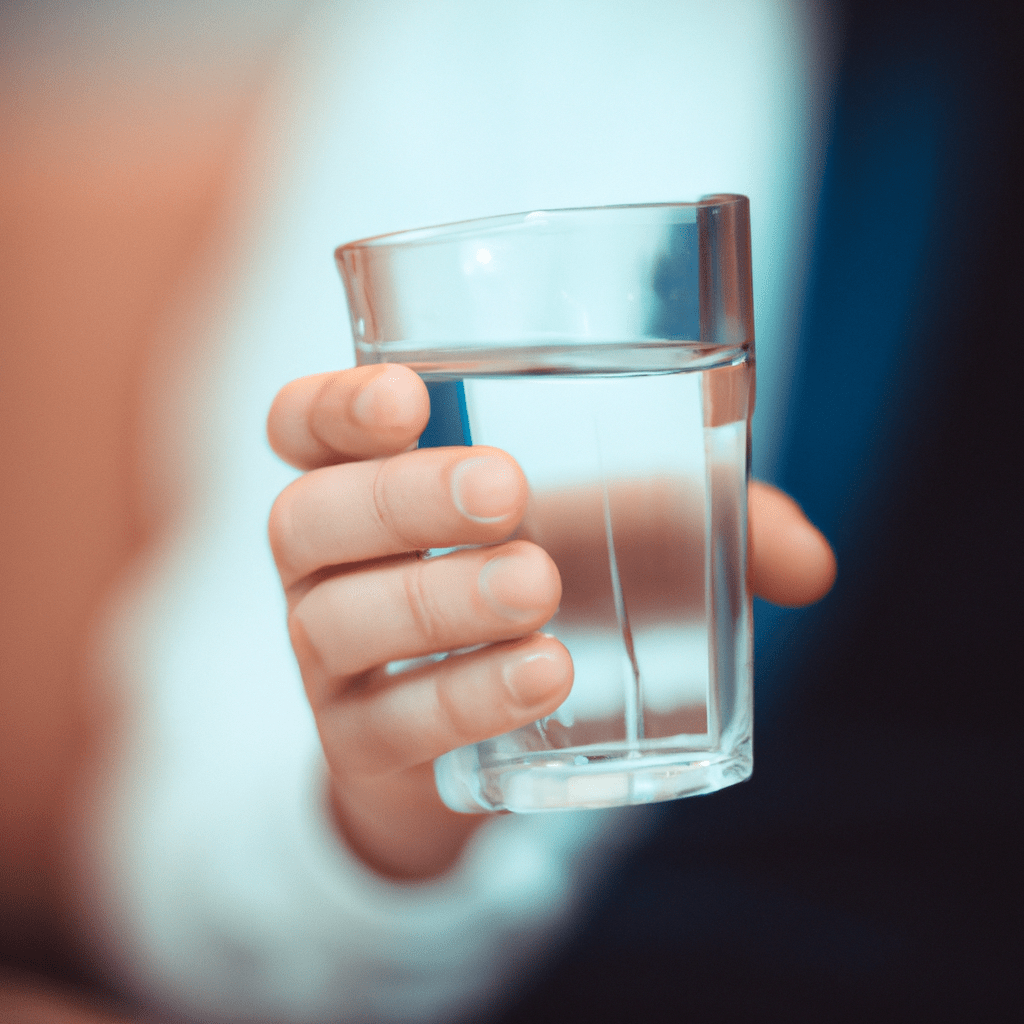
[478, 549, 550, 621]
[352, 370, 413, 429]
[452, 455, 520, 523]
[504, 649, 567, 706]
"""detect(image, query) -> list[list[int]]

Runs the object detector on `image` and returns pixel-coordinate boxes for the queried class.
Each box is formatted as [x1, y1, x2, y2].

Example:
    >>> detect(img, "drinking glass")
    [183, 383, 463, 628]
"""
[336, 196, 754, 813]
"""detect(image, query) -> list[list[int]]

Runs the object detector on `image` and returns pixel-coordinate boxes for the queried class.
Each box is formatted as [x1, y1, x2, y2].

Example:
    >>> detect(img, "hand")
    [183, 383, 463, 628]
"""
[267, 365, 836, 881]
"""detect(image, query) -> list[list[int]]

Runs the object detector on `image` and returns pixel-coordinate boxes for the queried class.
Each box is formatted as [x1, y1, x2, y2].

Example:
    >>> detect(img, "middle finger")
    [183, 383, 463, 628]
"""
[270, 445, 528, 589]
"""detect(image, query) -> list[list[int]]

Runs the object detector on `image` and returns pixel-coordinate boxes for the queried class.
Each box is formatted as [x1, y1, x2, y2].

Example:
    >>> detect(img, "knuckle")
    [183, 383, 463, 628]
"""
[266, 378, 302, 444]
[267, 377, 329, 469]
[267, 481, 300, 573]
[371, 457, 423, 553]
[308, 374, 340, 451]
[286, 603, 328, 702]
[401, 561, 451, 651]
[265, 387, 288, 456]
[369, 460, 392, 536]
[268, 473, 324, 586]
[433, 676, 479, 747]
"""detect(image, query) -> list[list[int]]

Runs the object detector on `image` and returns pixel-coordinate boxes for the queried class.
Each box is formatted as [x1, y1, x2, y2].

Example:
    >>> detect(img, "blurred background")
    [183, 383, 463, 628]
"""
[491, 2, 1023, 1021]
[2, 0, 1020, 1021]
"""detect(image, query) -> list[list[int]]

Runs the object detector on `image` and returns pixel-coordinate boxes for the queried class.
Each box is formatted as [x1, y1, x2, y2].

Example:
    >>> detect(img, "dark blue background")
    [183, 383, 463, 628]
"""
[495, 2, 1022, 1021]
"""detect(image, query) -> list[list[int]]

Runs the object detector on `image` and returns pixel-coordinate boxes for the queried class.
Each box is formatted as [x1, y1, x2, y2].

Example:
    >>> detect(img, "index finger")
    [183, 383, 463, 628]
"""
[267, 364, 429, 469]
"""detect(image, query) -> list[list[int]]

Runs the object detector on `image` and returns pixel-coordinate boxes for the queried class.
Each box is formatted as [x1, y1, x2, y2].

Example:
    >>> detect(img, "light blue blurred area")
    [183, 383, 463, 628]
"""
[119, 0, 838, 794]
[217, 0, 836, 473]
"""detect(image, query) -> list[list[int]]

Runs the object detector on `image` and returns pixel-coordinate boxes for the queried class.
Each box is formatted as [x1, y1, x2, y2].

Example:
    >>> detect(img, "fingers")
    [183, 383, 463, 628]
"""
[290, 539, 562, 701]
[749, 480, 836, 607]
[269, 446, 528, 589]
[318, 634, 573, 778]
[267, 364, 429, 469]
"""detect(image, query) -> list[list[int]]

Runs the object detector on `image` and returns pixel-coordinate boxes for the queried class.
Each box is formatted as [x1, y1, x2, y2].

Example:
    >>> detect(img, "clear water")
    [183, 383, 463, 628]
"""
[407, 344, 753, 812]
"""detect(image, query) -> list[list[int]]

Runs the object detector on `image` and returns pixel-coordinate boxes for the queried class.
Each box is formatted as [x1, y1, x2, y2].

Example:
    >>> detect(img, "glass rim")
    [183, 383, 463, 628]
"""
[335, 193, 748, 254]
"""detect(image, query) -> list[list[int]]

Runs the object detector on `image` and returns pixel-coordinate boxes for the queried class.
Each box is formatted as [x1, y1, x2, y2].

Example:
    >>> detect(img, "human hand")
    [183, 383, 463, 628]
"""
[267, 365, 835, 881]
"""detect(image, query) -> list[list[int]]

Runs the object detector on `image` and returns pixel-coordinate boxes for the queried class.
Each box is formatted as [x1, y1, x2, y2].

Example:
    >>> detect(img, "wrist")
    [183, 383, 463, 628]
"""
[326, 768, 488, 882]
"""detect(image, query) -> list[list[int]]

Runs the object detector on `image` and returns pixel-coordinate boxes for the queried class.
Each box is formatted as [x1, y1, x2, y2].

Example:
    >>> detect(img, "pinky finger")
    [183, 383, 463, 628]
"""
[318, 634, 573, 780]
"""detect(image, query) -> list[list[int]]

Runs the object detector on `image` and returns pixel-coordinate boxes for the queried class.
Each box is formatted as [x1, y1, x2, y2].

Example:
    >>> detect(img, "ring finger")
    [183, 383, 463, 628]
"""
[290, 538, 561, 708]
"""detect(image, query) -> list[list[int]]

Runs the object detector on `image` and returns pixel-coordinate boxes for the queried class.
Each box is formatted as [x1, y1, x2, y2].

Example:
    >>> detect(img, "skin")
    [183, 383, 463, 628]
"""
[267, 364, 837, 881]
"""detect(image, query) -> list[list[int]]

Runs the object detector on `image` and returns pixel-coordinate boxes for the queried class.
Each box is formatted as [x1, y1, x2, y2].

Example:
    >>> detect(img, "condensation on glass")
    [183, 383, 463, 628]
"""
[337, 197, 754, 813]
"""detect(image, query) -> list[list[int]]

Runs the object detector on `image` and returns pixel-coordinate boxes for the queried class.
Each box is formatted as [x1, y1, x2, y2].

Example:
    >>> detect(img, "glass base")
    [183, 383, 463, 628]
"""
[435, 737, 752, 814]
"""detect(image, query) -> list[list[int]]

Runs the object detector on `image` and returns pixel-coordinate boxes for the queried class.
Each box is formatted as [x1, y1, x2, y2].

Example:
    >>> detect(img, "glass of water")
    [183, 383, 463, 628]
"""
[336, 196, 754, 813]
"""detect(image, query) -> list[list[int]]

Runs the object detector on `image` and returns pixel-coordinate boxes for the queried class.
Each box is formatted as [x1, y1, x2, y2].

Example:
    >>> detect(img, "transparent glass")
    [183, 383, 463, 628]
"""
[336, 197, 754, 813]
